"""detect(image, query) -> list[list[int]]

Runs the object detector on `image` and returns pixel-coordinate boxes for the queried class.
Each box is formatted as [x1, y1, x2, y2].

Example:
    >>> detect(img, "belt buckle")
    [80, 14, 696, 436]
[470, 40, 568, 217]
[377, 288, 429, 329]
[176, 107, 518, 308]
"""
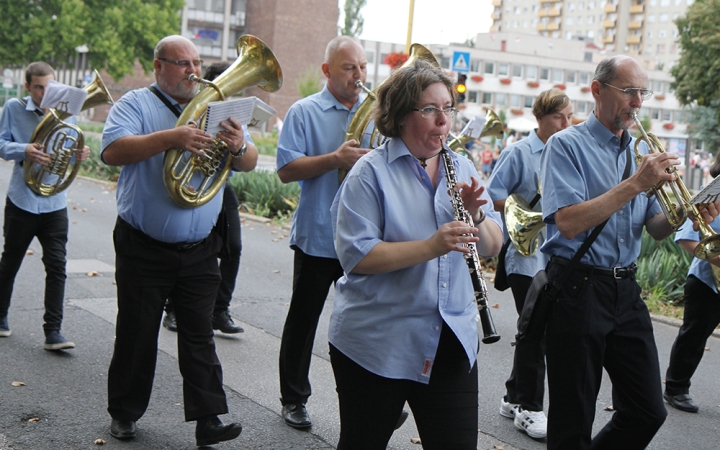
[613, 266, 623, 279]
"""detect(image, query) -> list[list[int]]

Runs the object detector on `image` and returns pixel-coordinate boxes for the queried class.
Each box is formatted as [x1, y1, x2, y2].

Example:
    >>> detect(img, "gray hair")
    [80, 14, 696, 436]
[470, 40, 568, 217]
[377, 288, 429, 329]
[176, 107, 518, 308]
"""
[324, 36, 362, 63]
[154, 35, 193, 59]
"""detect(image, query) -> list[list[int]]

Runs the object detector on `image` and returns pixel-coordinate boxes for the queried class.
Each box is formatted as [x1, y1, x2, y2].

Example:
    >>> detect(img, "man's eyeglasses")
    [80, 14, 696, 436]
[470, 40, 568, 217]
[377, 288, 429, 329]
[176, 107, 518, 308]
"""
[603, 83, 653, 101]
[158, 57, 204, 68]
[413, 106, 457, 119]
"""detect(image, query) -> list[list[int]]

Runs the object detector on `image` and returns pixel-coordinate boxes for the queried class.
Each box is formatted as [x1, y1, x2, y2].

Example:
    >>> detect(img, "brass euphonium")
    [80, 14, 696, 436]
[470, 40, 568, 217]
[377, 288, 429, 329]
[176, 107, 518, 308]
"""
[504, 193, 545, 257]
[163, 35, 282, 208]
[631, 112, 720, 260]
[24, 70, 113, 196]
[340, 43, 441, 182]
[447, 109, 504, 154]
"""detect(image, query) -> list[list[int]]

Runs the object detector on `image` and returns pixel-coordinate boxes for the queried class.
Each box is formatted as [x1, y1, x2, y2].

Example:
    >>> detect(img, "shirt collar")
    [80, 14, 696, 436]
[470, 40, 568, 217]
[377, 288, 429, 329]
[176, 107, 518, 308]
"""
[317, 84, 364, 113]
[23, 96, 44, 116]
[151, 83, 185, 110]
[586, 111, 632, 152]
[526, 129, 545, 154]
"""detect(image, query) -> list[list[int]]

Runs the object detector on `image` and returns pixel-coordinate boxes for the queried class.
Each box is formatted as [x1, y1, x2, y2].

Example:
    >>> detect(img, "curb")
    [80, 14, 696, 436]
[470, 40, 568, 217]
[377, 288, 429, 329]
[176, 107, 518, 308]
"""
[651, 313, 720, 339]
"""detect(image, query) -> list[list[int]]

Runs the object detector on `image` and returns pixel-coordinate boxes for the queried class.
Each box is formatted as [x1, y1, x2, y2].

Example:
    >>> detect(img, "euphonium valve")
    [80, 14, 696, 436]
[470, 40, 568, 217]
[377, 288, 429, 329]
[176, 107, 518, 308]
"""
[631, 112, 720, 259]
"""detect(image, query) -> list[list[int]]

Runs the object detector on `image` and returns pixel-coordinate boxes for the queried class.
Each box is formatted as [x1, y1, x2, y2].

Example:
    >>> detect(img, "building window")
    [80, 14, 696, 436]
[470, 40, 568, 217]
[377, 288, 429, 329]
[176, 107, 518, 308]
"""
[496, 93, 507, 106]
[482, 92, 493, 104]
[510, 94, 521, 108]
[658, 29, 667, 38]
[498, 62, 509, 76]
[468, 91, 478, 103]
[659, 13, 669, 22]
[524, 96, 535, 108]
[540, 68, 550, 81]
[526, 66, 537, 80]
[651, 109, 660, 120]
[566, 71, 577, 84]
[366, 50, 375, 64]
[576, 101, 588, 114]
[553, 69, 564, 83]
[580, 71, 590, 84]
[658, 44, 666, 53]
[484, 61, 495, 75]
[471, 59, 482, 72]
[512, 64, 523, 78]
[653, 80, 664, 93]
[587, 15, 594, 24]
[380, 52, 389, 64]
[662, 109, 672, 121]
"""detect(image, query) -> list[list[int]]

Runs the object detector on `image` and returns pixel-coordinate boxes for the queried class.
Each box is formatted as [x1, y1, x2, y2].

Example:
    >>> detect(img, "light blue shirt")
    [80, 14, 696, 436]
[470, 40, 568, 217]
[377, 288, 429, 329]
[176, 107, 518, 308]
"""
[675, 217, 720, 294]
[102, 83, 235, 243]
[540, 112, 662, 268]
[0, 97, 74, 213]
[276, 85, 363, 258]
[329, 138, 503, 383]
[487, 129, 548, 277]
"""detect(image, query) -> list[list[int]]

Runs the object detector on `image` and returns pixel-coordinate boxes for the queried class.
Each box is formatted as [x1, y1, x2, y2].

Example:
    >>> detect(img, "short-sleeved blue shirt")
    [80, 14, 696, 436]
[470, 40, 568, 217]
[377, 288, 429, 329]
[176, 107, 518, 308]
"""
[675, 217, 720, 293]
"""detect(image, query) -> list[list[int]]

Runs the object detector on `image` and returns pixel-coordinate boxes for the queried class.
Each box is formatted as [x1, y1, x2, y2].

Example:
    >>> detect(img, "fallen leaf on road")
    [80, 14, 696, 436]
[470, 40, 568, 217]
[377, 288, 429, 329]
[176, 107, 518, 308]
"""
[273, 239, 278, 242]
[410, 437, 422, 444]
[604, 405, 614, 411]
[492, 303, 499, 308]
[494, 446, 505, 450]
[27, 417, 40, 423]
[274, 270, 280, 273]
[705, 347, 710, 351]
[11, 381, 25, 387]
[87, 271, 99, 277]
[94, 438, 106, 445]
[73, 206, 78, 210]
[271, 230, 278, 234]
[26, 250, 34, 255]
[82, 208, 88, 212]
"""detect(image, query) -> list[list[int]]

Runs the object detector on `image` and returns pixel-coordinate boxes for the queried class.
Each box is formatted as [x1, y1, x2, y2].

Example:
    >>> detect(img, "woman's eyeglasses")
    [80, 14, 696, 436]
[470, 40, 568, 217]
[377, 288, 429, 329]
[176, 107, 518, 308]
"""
[413, 107, 458, 119]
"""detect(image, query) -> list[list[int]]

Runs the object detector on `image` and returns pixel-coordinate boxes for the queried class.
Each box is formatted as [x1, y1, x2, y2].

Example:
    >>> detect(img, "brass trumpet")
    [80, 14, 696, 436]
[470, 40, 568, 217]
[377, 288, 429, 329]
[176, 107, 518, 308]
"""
[631, 113, 720, 260]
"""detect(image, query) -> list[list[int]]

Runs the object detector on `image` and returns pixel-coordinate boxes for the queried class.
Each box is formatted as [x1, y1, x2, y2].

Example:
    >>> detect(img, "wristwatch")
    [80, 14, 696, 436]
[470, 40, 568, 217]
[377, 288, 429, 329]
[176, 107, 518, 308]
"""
[230, 143, 247, 158]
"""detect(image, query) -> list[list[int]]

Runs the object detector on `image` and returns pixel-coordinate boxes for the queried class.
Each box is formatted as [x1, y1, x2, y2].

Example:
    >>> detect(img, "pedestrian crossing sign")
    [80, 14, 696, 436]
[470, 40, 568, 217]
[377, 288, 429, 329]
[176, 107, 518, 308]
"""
[452, 51, 470, 73]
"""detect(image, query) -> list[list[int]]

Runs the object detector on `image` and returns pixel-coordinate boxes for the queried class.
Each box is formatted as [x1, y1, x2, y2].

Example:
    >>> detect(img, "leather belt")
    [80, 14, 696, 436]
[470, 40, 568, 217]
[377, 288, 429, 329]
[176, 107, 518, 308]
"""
[119, 217, 205, 252]
[550, 256, 637, 279]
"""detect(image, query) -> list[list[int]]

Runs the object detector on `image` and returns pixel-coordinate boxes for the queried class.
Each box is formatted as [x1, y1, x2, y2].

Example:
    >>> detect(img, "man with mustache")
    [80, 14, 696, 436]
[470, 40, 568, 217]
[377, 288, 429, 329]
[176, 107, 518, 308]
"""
[539, 55, 720, 449]
[101, 35, 252, 447]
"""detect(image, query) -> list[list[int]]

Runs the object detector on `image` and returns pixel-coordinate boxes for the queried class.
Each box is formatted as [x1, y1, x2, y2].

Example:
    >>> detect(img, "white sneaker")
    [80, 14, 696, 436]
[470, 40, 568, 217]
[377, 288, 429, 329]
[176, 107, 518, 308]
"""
[514, 407, 547, 439]
[499, 396, 519, 419]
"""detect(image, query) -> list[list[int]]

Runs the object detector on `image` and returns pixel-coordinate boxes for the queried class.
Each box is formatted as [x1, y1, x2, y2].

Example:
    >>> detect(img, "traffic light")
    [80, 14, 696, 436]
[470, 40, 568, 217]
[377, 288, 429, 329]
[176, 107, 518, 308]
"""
[456, 74, 467, 103]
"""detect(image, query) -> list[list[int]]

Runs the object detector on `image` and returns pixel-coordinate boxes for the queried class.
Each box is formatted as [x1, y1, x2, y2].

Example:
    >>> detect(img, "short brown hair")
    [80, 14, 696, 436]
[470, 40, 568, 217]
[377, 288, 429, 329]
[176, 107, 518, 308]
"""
[373, 59, 455, 138]
[204, 61, 231, 82]
[25, 61, 54, 84]
[532, 88, 570, 119]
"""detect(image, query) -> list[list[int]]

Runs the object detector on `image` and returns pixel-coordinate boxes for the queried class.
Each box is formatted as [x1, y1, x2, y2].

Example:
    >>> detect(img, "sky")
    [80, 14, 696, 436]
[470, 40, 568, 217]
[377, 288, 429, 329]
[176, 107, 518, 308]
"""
[342, 0, 495, 47]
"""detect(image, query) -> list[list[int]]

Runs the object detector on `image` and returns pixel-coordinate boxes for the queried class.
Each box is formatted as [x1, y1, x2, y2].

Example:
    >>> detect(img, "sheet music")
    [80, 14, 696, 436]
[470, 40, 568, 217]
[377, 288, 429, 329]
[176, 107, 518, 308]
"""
[40, 80, 87, 115]
[690, 175, 720, 205]
[460, 115, 488, 139]
[204, 96, 277, 136]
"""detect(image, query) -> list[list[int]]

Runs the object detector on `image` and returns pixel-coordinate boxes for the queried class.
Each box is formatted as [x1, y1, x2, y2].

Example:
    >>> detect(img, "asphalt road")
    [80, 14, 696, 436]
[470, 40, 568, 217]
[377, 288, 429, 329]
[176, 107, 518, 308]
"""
[0, 159, 719, 449]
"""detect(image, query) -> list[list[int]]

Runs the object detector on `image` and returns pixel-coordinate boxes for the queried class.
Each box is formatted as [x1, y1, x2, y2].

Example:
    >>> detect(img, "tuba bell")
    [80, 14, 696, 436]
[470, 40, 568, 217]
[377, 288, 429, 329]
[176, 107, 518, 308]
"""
[163, 35, 283, 208]
[23, 70, 114, 196]
[504, 193, 545, 257]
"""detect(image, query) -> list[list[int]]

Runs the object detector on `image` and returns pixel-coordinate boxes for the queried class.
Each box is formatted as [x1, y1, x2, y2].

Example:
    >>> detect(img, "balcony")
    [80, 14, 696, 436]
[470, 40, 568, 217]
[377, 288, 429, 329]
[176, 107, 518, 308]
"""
[602, 35, 615, 44]
[548, 8, 561, 16]
[490, 25, 500, 32]
[538, 9, 548, 16]
[627, 35, 642, 44]
[629, 21, 643, 29]
[604, 3, 617, 13]
[537, 23, 548, 31]
[492, 0, 502, 6]
[492, 12, 501, 20]
[602, 20, 616, 28]
[630, 4, 644, 13]
[547, 22, 560, 31]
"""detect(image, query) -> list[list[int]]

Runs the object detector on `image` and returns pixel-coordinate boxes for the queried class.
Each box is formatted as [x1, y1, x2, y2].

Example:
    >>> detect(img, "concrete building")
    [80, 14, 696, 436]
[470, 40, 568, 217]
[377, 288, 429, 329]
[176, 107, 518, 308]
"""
[490, 0, 695, 72]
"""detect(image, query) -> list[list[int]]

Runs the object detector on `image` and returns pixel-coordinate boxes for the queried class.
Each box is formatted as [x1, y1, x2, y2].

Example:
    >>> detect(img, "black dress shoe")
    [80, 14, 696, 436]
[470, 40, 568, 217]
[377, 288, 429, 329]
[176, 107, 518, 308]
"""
[664, 392, 699, 413]
[196, 415, 242, 447]
[394, 410, 409, 430]
[212, 310, 245, 334]
[110, 419, 137, 440]
[282, 403, 312, 429]
[162, 311, 177, 332]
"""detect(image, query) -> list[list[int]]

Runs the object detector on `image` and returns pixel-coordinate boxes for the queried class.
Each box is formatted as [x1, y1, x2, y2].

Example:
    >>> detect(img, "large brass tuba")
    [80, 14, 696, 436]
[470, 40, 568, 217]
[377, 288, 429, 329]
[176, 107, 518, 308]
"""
[23, 70, 113, 196]
[631, 113, 720, 260]
[504, 192, 545, 257]
[163, 35, 282, 208]
[446, 109, 504, 153]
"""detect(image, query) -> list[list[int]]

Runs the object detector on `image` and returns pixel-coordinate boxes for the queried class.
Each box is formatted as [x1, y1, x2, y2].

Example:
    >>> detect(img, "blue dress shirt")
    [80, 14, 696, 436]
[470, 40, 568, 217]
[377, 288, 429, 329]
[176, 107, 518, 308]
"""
[0, 97, 75, 213]
[675, 217, 720, 294]
[102, 83, 235, 243]
[540, 112, 662, 268]
[276, 85, 364, 259]
[487, 129, 548, 277]
[329, 137, 503, 383]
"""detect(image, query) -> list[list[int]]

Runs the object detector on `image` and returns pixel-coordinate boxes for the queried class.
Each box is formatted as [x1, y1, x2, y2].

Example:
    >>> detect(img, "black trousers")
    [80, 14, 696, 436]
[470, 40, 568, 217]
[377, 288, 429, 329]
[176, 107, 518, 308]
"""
[0, 198, 68, 333]
[107, 217, 228, 422]
[330, 323, 478, 450]
[505, 273, 546, 412]
[166, 184, 241, 315]
[545, 261, 667, 450]
[278, 247, 343, 405]
[665, 275, 720, 396]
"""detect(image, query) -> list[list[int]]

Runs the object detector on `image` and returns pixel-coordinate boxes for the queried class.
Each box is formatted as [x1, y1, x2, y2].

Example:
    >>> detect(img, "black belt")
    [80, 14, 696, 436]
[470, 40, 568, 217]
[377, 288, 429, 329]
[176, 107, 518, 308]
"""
[551, 256, 637, 279]
[119, 217, 205, 252]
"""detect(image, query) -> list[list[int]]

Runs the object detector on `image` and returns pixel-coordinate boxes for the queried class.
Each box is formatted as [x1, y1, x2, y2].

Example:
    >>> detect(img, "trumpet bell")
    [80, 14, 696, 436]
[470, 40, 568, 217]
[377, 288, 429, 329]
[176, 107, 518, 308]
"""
[504, 193, 545, 257]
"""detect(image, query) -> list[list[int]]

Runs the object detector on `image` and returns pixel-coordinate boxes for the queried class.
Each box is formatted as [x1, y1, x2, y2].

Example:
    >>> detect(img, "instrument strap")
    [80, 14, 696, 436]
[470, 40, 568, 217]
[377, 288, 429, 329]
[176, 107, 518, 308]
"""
[17, 98, 43, 117]
[148, 86, 182, 118]
[547, 145, 632, 295]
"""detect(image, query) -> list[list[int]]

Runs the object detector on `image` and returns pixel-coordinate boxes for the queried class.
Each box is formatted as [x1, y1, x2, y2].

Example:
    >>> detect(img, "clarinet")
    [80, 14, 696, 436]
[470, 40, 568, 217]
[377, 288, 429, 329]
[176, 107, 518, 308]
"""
[440, 148, 501, 344]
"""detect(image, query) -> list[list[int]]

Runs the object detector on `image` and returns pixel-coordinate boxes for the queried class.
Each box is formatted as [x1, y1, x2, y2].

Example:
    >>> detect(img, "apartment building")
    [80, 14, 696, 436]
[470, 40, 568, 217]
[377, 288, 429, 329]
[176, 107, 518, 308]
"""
[490, 0, 695, 71]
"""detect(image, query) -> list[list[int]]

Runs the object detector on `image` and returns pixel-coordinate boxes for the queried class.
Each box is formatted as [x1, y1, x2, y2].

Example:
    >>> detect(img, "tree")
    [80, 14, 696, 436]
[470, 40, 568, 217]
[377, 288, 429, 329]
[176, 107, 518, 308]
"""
[671, 0, 720, 108]
[339, 0, 367, 37]
[0, 0, 185, 81]
[296, 67, 322, 98]
[684, 101, 720, 155]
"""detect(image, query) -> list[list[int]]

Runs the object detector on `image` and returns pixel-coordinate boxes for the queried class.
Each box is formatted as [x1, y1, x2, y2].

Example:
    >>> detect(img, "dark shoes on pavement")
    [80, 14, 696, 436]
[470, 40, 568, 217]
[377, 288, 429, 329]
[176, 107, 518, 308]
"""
[395, 410, 409, 430]
[43, 331, 75, 351]
[0, 316, 10, 337]
[212, 310, 245, 334]
[196, 415, 242, 447]
[162, 311, 178, 332]
[282, 403, 312, 429]
[664, 391, 699, 413]
[110, 419, 137, 440]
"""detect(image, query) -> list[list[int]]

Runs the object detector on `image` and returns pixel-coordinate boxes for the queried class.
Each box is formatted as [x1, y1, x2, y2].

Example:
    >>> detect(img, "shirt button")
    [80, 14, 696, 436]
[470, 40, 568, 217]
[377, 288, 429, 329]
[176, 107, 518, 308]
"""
[434, 326, 440, 331]
[619, 210, 624, 215]
[442, 282, 447, 288]
[443, 254, 448, 259]
[620, 238, 625, 243]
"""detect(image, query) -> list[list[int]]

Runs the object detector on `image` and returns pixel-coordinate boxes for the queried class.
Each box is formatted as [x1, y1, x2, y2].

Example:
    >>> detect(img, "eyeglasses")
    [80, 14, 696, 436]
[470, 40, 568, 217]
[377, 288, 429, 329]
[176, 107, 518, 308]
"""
[603, 83, 653, 101]
[413, 106, 457, 119]
[158, 57, 204, 68]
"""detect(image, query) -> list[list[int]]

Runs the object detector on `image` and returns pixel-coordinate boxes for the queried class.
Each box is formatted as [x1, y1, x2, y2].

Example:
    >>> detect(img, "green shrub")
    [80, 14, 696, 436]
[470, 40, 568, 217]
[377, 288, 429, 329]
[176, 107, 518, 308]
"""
[227, 170, 299, 220]
[252, 130, 279, 156]
[636, 229, 691, 305]
[79, 136, 122, 182]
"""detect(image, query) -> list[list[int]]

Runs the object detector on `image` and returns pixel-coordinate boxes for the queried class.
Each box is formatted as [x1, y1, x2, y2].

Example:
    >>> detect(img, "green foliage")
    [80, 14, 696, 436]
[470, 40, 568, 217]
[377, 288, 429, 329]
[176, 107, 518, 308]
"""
[227, 171, 299, 220]
[0, 0, 184, 81]
[79, 135, 121, 181]
[634, 115, 653, 139]
[339, 0, 367, 37]
[671, 0, 720, 109]
[252, 130, 279, 156]
[683, 101, 720, 153]
[636, 229, 692, 305]
[296, 67, 323, 99]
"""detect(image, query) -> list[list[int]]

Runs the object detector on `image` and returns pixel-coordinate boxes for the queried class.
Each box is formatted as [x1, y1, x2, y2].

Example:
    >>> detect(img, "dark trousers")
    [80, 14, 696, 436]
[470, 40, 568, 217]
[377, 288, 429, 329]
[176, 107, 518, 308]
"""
[545, 262, 667, 450]
[166, 184, 241, 315]
[278, 247, 343, 405]
[0, 198, 68, 333]
[505, 273, 546, 412]
[330, 323, 478, 450]
[107, 217, 228, 422]
[665, 275, 720, 396]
